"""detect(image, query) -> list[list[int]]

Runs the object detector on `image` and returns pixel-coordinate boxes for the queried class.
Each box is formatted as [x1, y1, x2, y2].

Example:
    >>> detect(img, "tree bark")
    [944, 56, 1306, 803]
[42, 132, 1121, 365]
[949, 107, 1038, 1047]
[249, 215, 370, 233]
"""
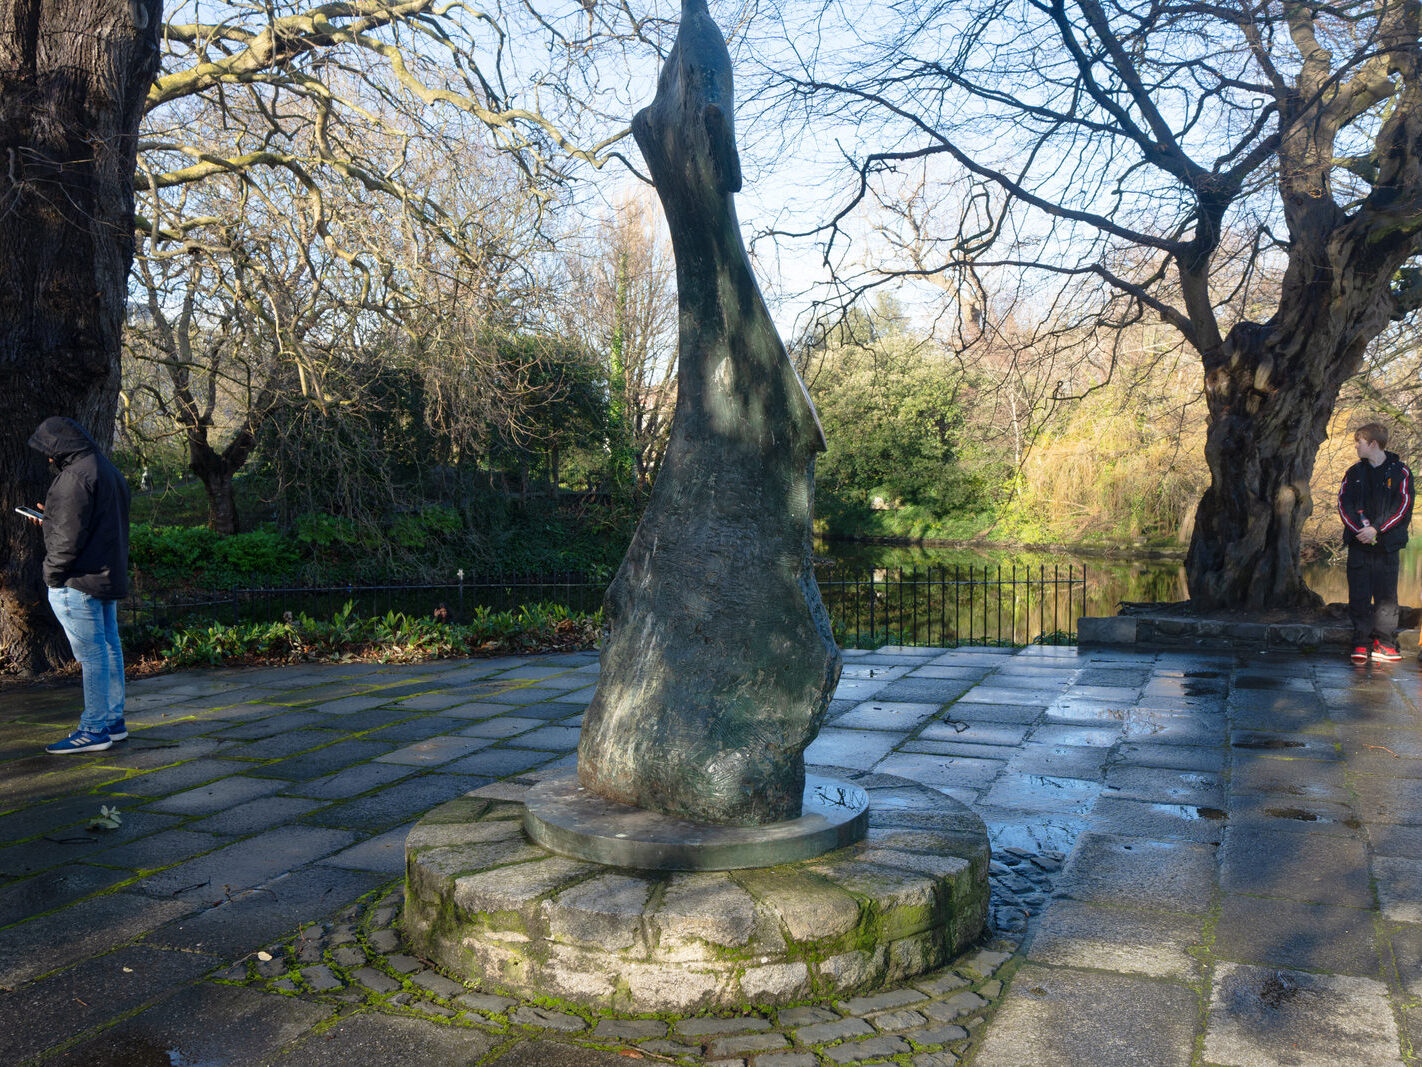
[0, 0, 161, 672]
[1186, 327, 1342, 611]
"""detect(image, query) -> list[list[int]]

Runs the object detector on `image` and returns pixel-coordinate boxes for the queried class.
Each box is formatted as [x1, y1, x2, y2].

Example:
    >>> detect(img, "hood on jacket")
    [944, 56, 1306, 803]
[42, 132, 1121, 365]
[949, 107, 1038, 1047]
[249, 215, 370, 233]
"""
[28, 417, 99, 468]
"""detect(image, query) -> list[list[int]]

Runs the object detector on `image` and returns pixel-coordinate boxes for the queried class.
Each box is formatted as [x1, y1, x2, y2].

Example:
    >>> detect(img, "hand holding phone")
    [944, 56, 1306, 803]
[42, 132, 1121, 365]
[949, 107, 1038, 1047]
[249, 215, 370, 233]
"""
[15, 505, 44, 523]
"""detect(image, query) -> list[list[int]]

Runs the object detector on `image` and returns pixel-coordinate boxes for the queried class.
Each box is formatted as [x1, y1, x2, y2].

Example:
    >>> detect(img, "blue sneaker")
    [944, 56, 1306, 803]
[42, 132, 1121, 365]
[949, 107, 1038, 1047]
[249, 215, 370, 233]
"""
[45, 729, 112, 754]
[107, 718, 128, 742]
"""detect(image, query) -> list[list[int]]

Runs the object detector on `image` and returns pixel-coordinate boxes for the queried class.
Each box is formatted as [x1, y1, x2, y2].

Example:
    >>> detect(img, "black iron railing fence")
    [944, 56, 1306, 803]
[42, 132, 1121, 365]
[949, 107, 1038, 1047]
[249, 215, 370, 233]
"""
[123, 563, 1085, 648]
[814, 564, 1085, 647]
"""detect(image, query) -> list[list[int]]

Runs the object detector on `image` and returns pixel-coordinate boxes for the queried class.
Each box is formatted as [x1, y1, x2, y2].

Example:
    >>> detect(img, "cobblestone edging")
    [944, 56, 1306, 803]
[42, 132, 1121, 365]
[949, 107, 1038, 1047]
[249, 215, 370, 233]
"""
[226, 842, 1064, 1066]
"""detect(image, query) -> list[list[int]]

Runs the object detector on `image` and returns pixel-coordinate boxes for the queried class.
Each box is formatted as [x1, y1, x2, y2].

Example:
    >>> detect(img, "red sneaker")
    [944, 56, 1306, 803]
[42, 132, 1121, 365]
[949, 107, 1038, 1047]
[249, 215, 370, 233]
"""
[1351, 645, 1370, 663]
[1372, 641, 1402, 662]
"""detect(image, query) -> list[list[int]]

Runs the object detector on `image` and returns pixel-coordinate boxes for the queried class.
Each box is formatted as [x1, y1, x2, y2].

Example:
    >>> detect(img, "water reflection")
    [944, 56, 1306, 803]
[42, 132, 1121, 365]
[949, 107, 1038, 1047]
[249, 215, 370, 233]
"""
[819, 539, 1420, 615]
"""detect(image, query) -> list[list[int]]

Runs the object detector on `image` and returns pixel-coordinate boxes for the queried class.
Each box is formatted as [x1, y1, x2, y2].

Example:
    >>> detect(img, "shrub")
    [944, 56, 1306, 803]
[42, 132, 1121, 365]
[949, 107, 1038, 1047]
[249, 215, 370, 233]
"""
[127, 601, 602, 670]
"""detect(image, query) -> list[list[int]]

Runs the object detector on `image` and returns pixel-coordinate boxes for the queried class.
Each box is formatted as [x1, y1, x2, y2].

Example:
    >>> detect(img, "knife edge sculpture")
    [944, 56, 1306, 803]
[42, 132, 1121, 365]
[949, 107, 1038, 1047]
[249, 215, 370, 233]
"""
[575, 0, 842, 826]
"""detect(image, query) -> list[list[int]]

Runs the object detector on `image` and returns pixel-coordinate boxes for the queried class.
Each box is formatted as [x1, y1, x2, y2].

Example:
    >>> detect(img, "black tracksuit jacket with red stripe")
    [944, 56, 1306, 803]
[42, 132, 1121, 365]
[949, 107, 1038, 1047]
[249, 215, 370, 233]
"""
[1338, 451, 1413, 551]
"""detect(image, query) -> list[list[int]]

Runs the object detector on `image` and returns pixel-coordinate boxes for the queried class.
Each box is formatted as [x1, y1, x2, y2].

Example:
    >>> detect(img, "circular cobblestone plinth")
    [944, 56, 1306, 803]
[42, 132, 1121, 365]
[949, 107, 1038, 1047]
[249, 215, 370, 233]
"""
[403, 768, 990, 1013]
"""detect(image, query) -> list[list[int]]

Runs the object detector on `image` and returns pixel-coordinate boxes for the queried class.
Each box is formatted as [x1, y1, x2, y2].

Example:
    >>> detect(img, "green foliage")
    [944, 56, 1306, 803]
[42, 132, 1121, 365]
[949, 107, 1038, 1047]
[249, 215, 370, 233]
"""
[805, 301, 1010, 537]
[127, 601, 601, 669]
[389, 506, 461, 549]
[130, 524, 301, 587]
[293, 512, 365, 549]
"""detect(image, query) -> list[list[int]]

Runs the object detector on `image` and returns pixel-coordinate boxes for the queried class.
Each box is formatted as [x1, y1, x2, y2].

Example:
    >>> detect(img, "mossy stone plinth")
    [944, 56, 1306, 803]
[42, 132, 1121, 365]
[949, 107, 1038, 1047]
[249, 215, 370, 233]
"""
[403, 771, 990, 1013]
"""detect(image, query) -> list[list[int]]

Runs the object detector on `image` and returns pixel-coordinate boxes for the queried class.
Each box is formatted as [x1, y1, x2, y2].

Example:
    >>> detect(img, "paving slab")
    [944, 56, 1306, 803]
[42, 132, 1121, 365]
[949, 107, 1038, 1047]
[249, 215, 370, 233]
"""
[299, 772, 485, 830]
[1203, 962, 1403, 1067]
[1025, 900, 1204, 979]
[269, 1010, 496, 1065]
[48, 980, 331, 1065]
[1374, 856, 1422, 923]
[1214, 895, 1382, 975]
[0, 943, 219, 1063]
[280, 760, 414, 799]
[1052, 833, 1216, 914]
[0, 862, 132, 927]
[146, 865, 388, 956]
[972, 964, 1196, 1067]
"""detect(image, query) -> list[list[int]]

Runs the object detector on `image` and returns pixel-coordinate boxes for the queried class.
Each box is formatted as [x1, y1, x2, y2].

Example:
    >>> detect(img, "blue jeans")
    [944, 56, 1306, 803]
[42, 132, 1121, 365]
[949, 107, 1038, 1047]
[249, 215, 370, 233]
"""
[48, 586, 125, 734]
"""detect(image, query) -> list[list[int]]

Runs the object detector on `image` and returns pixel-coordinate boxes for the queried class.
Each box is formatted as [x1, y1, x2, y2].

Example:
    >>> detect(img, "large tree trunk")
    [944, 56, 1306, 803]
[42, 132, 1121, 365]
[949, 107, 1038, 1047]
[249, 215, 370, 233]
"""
[1185, 242, 1410, 611]
[0, 0, 162, 672]
[1185, 329, 1342, 611]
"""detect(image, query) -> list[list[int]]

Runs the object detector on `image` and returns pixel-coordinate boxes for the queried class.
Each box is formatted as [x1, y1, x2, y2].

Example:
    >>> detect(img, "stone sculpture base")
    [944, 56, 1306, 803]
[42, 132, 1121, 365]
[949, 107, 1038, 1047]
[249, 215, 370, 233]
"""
[524, 774, 869, 871]
[404, 770, 990, 1013]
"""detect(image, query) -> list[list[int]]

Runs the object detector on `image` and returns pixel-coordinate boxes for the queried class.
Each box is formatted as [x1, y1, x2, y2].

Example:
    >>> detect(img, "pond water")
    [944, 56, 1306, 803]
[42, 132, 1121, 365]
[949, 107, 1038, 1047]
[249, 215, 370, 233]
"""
[814, 539, 1422, 646]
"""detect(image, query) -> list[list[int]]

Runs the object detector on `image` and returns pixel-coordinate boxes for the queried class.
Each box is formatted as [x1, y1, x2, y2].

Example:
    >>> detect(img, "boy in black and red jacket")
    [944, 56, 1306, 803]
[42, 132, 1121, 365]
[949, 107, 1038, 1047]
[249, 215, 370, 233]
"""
[1337, 422, 1413, 663]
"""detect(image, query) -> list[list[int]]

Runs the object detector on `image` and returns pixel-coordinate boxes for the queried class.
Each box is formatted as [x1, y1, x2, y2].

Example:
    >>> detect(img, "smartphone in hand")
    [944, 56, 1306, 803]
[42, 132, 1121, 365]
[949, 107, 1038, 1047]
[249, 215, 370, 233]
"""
[14, 506, 44, 522]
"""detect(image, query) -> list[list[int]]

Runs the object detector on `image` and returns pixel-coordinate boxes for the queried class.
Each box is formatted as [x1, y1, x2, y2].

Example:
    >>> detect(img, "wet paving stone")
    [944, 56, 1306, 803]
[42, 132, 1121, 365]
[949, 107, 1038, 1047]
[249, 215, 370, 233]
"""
[834, 701, 944, 731]
[1100, 766, 1225, 807]
[972, 965, 1196, 1067]
[1053, 833, 1217, 914]
[1214, 895, 1382, 975]
[1007, 744, 1110, 779]
[1221, 826, 1372, 906]
[0, 944, 221, 1064]
[440, 746, 556, 777]
[1203, 963, 1401, 1067]
[280, 761, 414, 800]
[1229, 754, 1350, 801]
[1349, 774, 1422, 825]
[981, 774, 1101, 815]
[1370, 822, 1422, 859]
[250, 740, 397, 780]
[300, 773, 486, 831]
[805, 728, 902, 769]
[100, 757, 253, 796]
[147, 774, 288, 814]
[1113, 741, 1225, 774]
[0, 863, 132, 927]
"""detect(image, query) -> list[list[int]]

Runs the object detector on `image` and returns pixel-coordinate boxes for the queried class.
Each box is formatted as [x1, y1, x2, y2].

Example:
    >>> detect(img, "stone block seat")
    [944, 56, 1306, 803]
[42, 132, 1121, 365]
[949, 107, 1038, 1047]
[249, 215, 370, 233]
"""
[403, 769, 990, 1013]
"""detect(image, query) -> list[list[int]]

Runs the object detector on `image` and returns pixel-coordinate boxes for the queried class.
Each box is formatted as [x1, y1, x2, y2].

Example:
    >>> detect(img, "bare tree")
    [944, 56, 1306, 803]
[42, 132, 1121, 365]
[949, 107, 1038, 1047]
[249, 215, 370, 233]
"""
[0, 0, 649, 671]
[772, 0, 1422, 610]
[560, 193, 679, 500]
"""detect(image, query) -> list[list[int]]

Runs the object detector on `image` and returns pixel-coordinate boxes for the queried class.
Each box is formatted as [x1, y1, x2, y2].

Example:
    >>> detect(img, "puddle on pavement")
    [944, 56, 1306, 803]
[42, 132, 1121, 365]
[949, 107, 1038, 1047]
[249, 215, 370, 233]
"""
[1232, 676, 1293, 690]
[985, 775, 1101, 815]
[986, 816, 1085, 855]
[1147, 802, 1228, 821]
[1261, 806, 1365, 829]
[1232, 737, 1306, 750]
[1181, 681, 1227, 697]
[1119, 709, 1219, 741]
[1029, 725, 1121, 747]
[1256, 970, 1303, 1009]
[1045, 701, 1127, 723]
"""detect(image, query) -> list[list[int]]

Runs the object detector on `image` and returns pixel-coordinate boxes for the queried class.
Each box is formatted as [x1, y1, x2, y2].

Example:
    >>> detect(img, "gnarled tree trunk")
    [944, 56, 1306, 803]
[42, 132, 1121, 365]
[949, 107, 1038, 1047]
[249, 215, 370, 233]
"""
[1185, 15, 1422, 610]
[0, 0, 161, 672]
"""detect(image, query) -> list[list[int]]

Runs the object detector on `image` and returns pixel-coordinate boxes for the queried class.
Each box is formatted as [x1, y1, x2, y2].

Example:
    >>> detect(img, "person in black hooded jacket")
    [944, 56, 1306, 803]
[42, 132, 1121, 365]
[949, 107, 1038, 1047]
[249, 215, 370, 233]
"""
[1337, 421, 1413, 663]
[25, 417, 132, 753]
